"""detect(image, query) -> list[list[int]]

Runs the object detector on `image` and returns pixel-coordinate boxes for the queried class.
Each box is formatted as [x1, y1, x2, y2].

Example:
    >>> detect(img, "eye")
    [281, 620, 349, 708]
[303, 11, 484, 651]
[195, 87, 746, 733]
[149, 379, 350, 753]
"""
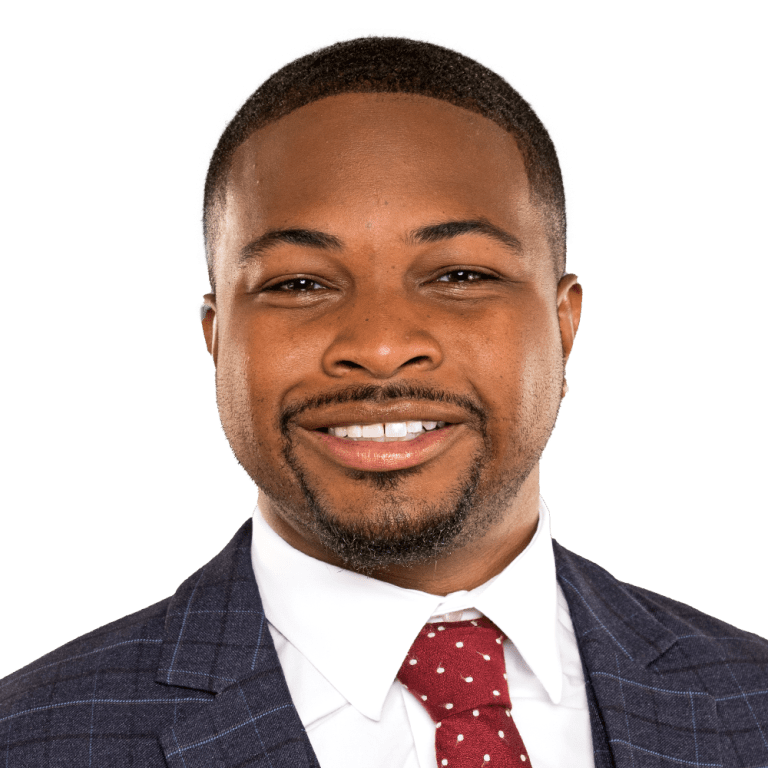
[435, 269, 495, 283]
[265, 277, 325, 292]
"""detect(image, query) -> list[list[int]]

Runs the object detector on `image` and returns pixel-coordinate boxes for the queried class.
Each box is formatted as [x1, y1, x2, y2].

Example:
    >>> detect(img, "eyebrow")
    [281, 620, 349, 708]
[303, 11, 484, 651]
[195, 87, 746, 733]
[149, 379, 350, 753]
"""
[239, 229, 343, 263]
[237, 218, 522, 264]
[408, 219, 522, 254]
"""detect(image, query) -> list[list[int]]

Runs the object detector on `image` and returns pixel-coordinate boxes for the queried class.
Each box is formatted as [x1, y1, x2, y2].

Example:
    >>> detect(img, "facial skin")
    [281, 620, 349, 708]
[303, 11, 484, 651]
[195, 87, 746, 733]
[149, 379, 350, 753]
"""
[202, 93, 581, 595]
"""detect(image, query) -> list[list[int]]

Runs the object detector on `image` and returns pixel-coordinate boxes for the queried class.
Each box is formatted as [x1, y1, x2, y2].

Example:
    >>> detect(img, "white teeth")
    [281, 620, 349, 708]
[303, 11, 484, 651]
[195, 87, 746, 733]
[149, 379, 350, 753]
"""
[384, 422, 408, 437]
[328, 420, 447, 441]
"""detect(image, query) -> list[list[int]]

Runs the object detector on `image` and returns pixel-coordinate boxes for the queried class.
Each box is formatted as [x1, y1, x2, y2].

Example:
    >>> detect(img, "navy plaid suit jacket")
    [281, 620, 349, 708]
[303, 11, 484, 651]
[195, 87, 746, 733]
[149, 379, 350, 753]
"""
[2, 519, 768, 766]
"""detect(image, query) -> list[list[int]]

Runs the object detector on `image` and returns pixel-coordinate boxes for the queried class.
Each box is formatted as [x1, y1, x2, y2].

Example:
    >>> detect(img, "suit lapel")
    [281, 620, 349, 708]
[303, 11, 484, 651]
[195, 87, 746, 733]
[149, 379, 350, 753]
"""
[155, 520, 320, 768]
[554, 541, 722, 767]
[583, 670, 614, 768]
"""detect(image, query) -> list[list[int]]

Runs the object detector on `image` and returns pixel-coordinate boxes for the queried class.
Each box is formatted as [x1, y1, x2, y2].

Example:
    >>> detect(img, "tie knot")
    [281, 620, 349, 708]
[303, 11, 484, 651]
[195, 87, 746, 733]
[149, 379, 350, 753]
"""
[397, 617, 511, 722]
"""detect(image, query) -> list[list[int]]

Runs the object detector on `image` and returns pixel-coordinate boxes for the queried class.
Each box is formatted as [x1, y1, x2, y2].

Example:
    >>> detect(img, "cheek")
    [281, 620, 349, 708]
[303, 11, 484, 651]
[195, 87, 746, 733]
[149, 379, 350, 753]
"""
[455, 305, 556, 388]
[214, 348, 264, 455]
[454, 306, 562, 436]
[217, 316, 325, 436]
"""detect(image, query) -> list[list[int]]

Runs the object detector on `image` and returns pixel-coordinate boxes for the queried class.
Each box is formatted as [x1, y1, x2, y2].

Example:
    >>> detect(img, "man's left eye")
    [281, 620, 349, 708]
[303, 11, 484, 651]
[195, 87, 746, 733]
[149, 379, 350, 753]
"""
[436, 270, 492, 283]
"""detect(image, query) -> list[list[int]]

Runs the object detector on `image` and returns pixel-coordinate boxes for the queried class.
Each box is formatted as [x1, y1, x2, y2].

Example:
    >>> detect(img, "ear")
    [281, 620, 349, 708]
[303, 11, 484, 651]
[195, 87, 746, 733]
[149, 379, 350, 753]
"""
[556, 274, 582, 365]
[201, 293, 218, 365]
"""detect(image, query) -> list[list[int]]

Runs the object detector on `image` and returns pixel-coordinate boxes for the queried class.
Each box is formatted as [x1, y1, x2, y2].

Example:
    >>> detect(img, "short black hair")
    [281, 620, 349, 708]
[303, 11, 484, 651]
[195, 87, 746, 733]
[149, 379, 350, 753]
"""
[203, 37, 565, 289]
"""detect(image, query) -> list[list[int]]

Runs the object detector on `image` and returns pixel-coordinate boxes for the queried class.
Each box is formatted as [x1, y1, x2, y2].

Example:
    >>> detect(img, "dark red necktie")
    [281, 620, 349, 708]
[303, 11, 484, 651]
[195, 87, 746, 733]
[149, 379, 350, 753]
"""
[397, 617, 532, 767]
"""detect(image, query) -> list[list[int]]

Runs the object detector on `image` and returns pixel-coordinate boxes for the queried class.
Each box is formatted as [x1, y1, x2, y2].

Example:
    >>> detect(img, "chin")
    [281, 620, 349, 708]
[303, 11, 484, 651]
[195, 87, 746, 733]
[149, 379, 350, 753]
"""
[278, 440, 535, 573]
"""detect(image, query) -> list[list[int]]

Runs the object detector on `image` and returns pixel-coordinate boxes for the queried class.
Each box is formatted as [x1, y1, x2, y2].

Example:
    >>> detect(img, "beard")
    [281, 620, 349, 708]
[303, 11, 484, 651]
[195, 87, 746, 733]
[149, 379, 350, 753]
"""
[260, 383, 549, 574]
[279, 445, 483, 572]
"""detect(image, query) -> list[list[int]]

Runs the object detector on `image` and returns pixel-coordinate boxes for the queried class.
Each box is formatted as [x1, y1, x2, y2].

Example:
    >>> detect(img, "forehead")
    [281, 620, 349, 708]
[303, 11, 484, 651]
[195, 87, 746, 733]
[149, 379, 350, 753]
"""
[217, 92, 544, 273]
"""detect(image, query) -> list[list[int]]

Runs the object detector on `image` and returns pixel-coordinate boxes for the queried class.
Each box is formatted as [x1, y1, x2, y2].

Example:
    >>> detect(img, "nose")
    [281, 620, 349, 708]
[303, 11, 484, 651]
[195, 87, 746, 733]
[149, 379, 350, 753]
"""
[321, 295, 444, 379]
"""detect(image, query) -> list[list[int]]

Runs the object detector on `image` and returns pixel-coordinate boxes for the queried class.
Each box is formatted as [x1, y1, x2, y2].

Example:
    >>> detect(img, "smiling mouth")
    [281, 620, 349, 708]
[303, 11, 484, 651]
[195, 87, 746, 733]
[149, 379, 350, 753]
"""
[319, 420, 448, 442]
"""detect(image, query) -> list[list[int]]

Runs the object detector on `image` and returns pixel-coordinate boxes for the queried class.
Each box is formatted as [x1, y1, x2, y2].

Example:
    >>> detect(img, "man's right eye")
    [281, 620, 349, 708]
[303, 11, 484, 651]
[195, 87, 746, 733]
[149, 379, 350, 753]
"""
[266, 278, 325, 292]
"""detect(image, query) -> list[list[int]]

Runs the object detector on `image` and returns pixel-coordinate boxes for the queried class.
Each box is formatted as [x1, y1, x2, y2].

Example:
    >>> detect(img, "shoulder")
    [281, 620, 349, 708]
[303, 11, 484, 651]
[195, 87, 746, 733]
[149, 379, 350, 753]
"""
[554, 540, 768, 667]
[555, 543, 768, 763]
[0, 597, 212, 765]
[1, 598, 169, 707]
[0, 523, 261, 766]
[625, 581, 768, 650]
[0, 599, 180, 715]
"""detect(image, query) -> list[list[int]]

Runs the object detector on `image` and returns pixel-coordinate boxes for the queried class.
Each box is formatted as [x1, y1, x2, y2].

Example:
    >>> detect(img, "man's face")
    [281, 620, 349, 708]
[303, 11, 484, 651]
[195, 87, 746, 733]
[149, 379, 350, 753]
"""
[203, 93, 580, 577]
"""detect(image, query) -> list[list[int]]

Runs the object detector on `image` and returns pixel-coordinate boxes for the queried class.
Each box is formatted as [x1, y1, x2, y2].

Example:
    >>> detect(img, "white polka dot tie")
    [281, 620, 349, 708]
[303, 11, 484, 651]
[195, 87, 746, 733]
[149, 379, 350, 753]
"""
[397, 618, 531, 767]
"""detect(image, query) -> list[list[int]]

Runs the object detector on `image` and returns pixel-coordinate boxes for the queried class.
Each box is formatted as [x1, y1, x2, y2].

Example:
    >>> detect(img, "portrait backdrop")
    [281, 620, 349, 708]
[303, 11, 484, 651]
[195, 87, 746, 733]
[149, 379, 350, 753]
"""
[1, 0, 765, 679]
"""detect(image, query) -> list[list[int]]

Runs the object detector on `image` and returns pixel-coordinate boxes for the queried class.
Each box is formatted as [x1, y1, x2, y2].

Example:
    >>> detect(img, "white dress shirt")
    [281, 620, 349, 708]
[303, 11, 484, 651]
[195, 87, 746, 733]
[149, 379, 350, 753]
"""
[250, 497, 595, 767]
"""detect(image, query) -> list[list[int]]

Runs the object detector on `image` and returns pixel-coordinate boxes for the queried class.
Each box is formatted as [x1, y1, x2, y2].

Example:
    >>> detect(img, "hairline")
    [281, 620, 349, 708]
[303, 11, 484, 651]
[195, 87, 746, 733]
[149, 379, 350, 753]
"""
[197, 29, 572, 290]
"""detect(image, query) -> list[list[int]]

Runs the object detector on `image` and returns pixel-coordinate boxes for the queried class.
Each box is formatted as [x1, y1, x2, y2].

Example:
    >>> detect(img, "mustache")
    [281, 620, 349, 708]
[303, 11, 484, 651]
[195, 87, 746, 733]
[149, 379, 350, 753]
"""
[279, 383, 487, 435]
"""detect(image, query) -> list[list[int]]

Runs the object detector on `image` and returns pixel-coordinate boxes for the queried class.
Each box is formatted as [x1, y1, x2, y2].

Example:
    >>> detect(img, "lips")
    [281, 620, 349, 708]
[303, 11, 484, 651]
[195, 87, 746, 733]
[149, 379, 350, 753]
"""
[290, 400, 473, 472]
[303, 422, 462, 471]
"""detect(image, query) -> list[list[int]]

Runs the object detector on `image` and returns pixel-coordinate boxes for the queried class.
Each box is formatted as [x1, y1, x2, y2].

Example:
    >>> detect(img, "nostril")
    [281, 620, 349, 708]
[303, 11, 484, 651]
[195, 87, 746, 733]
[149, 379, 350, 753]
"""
[322, 329, 443, 378]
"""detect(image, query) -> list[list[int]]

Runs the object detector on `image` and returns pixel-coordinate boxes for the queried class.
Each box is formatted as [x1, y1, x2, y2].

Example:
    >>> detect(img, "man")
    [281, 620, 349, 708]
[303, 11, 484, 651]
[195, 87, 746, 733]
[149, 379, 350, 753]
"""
[1, 37, 766, 767]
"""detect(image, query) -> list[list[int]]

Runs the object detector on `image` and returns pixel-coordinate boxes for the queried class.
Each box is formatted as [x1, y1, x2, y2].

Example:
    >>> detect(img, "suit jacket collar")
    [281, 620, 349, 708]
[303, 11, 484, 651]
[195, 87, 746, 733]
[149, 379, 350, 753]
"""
[156, 519, 268, 694]
[155, 519, 320, 767]
[554, 540, 723, 767]
[553, 540, 677, 668]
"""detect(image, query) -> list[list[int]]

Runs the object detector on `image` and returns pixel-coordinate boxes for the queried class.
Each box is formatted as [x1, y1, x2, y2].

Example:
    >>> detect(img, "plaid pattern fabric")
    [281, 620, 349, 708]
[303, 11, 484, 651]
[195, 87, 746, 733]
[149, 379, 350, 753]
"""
[555, 541, 768, 766]
[0, 521, 318, 767]
[1, 520, 767, 766]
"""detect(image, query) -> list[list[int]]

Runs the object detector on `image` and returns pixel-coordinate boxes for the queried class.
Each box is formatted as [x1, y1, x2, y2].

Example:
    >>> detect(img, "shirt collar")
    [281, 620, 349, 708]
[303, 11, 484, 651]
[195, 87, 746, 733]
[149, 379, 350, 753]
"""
[250, 496, 562, 721]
